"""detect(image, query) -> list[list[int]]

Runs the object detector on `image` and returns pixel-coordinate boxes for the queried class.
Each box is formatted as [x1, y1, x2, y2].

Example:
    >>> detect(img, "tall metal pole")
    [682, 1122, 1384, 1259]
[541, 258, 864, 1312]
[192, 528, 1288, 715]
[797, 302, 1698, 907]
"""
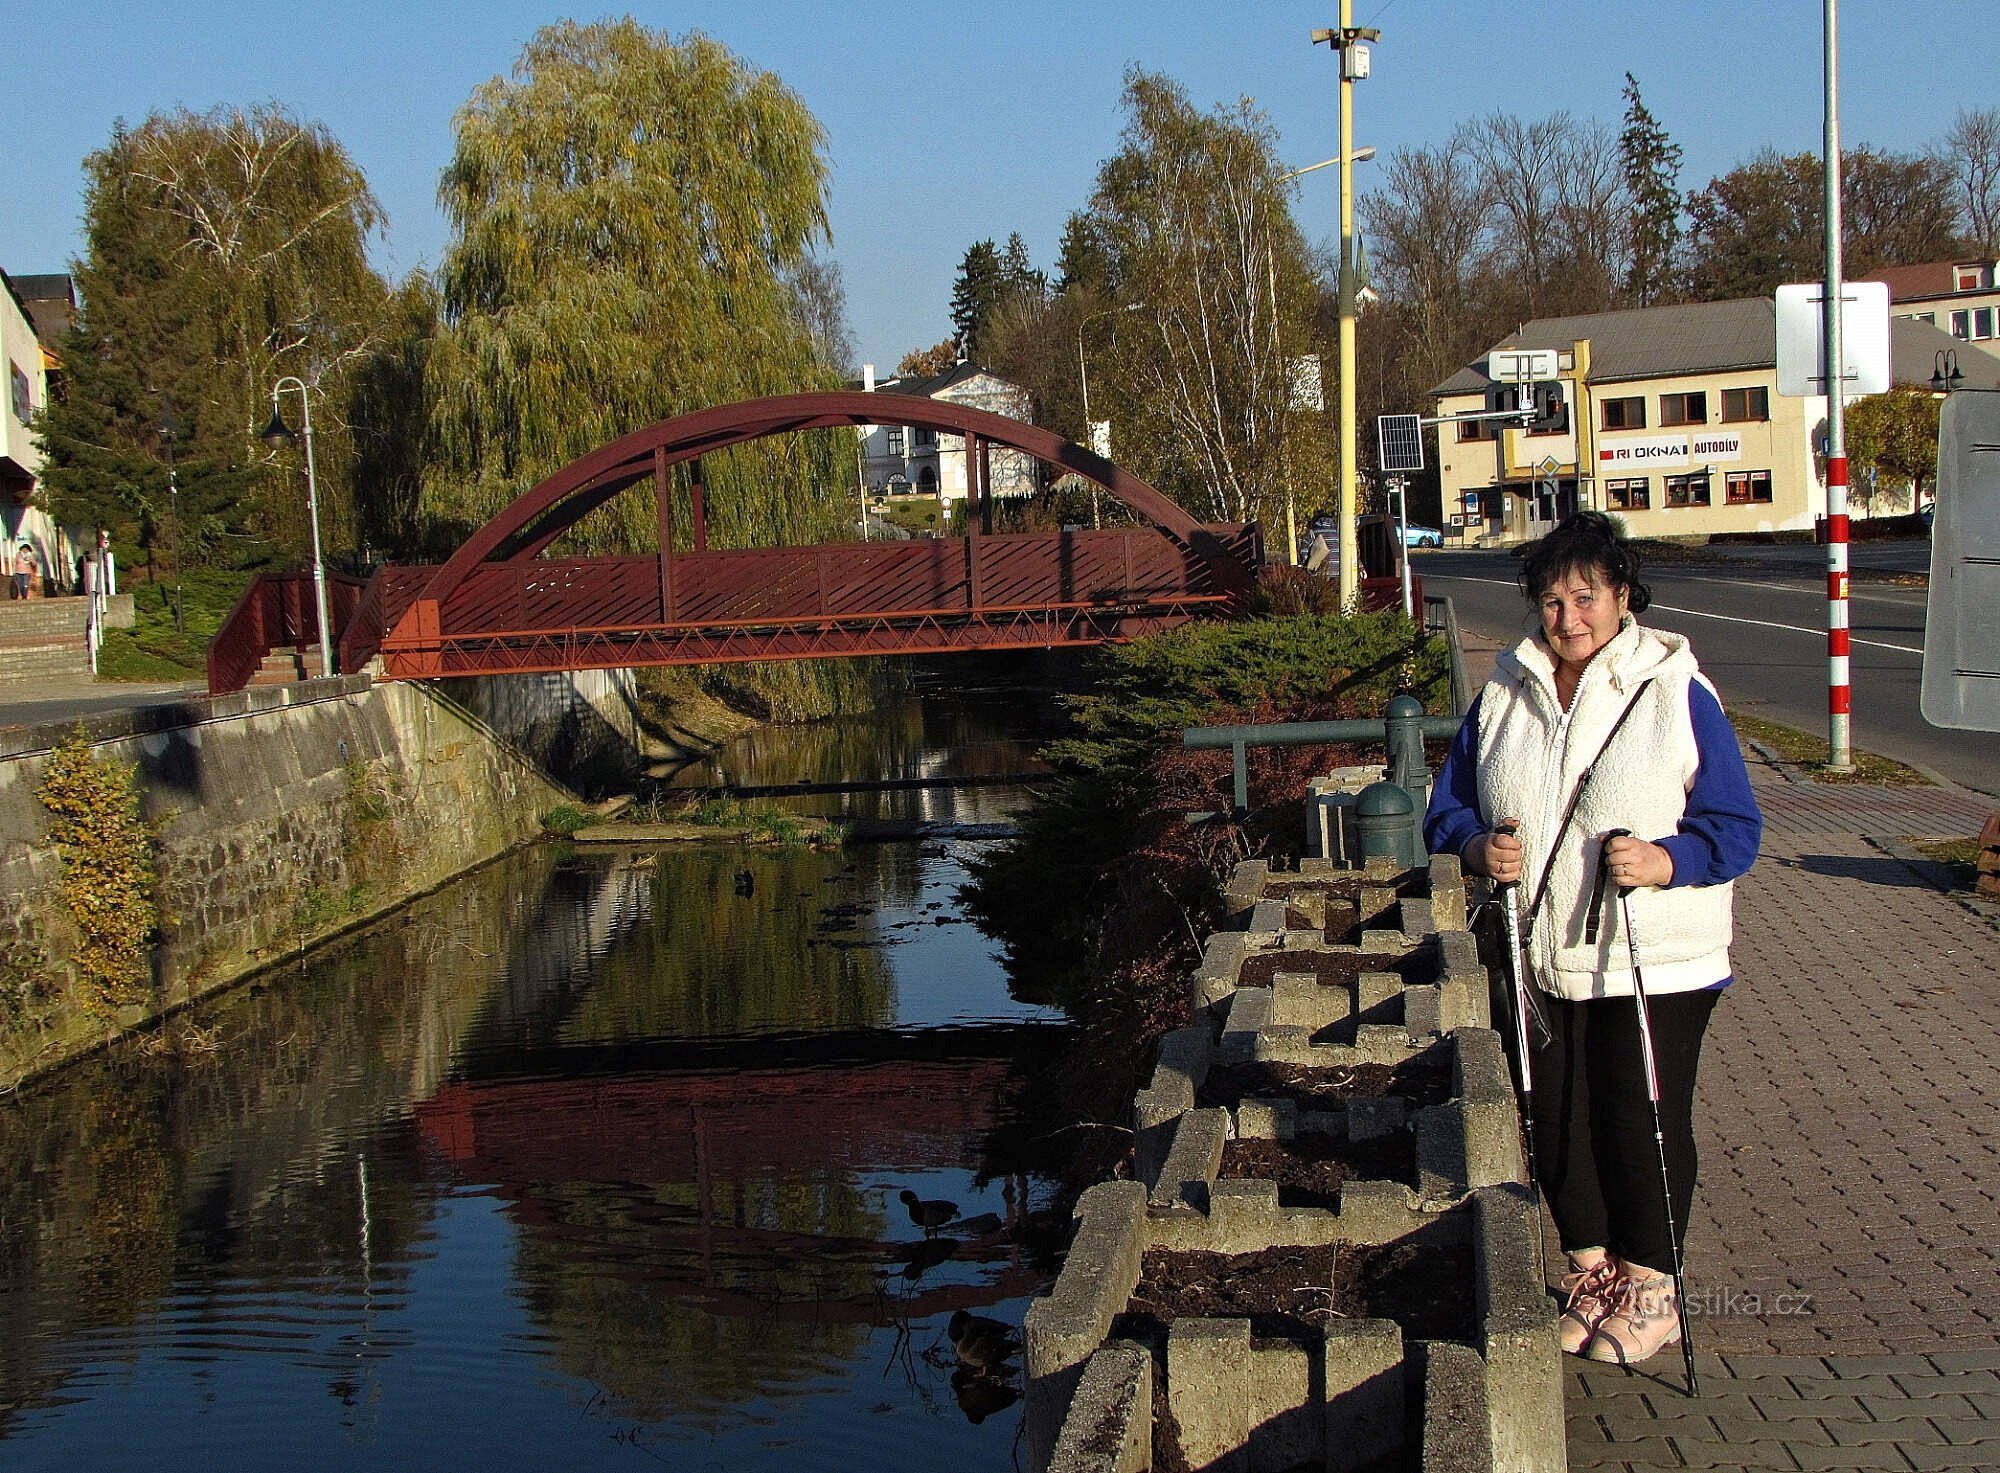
[270, 376, 334, 679]
[1822, 0, 1853, 770]
[1335, 0, 1360, 613]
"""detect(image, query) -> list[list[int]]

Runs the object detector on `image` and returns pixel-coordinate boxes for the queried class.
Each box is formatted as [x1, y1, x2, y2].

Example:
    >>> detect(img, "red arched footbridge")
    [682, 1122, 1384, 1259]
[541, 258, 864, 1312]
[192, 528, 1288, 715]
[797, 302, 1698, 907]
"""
[209, 391, 1390, 693]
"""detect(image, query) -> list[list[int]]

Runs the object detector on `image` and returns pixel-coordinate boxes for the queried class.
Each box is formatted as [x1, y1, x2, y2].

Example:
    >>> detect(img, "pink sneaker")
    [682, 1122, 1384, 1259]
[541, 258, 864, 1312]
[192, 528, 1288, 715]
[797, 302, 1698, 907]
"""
[1583, 1269, 1683, 1364]
[1557, 1254, 1620, 1356]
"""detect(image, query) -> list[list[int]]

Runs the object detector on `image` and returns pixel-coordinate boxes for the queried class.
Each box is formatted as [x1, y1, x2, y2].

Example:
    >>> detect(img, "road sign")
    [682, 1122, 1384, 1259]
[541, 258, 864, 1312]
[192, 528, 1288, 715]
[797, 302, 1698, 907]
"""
[1377, 413, 1424, 472]
[1923, 388, 2000, 732]
[1535, 455, 1561, 477]
[1488, 348, 1559, 383]
[1774, 282, 1890, 398]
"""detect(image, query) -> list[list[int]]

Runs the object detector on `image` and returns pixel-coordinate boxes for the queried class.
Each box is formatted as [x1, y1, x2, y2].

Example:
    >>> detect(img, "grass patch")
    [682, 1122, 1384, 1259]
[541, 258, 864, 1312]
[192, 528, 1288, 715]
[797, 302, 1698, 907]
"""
[541, 804, 596, 836]
[1729, 710, 1928, 785]
[94, 568, 257, 681]
[1909, 837, 1984, 893]
[875, 496, 944, 538]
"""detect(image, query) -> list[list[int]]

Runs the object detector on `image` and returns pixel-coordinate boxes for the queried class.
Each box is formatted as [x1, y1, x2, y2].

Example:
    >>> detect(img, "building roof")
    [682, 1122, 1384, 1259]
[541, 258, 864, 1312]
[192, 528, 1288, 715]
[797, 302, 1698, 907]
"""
[2, 272, 76, 348]
[1433, 298, 1778, 397]
[1434, 295, 2000, 398]
[1858, 258, 1999, 303]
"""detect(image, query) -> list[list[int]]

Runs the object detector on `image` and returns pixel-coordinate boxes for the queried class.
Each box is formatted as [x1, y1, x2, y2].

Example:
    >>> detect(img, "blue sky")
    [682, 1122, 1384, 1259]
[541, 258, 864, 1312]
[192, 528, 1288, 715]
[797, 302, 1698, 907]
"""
[2, 3, 1989, 371]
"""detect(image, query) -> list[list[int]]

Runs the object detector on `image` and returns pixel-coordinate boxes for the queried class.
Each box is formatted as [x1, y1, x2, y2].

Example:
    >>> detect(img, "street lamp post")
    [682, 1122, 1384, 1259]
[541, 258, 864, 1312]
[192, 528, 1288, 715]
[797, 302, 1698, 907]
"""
[260, 377, 334, 679]
[1314, 12, 1380, 613]
[1930, 349, 1965, 395]
[1275, 149, 1372, 567]
[1076, 303, 1140, 530]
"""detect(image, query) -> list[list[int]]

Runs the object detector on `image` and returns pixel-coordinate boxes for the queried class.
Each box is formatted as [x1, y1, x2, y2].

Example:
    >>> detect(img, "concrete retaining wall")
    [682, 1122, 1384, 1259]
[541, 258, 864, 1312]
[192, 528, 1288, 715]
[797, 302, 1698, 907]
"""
[1025, 854, 1562, 1473]
[0, 675, 575, 1090]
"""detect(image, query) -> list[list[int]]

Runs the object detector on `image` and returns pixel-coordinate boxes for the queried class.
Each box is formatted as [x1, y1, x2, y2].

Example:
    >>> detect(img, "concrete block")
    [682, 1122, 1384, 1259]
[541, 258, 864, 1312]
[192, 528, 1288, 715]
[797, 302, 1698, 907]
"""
[1194, 930, 1252, 1011]
[1358, 884, 1397, 929]
[1428, 854, 1469, 932]
[1474, 1185, 1563, 1473]
[1454, 1029, 1528, 1188]
[1413, 1100, 1467, 1204]
[1223, 859, 1270, 923]
[1359, 927, 1406, 953]
[1245, 898, 1289, 946]
[1245, 1340, 1316, 1472]
[1420, 1341, 1494, 1473]
[1347, 1095, 1406, 1142]
[1437, 929, 1479, 977]
[1046, 1340, 1151, 1473]
[1134, 1023, 1216, 1183]
[1403, 984, 1443, 1039]
[1400, 896, 1438, 937]
[1168, 1318, 1250, 1472]
[1298, 857, 1337, 878]
[1219, 985, 1273, 1065]
[1324, 1319, 1406, 1471]
[1355, 1023, 1419, 1065]
[1439, 968, 1493, 1031]
[1336, 1178, 1428, 1246]
[1271, 970, 1337, 1030]
[1356, 970, 1404, 1014]
[1150, 1107, 1228, 1209]
[1235, 1095, 1296, 1141]
[1025, 1180, 1149, 1468]
[1284, 887, 1329, 932]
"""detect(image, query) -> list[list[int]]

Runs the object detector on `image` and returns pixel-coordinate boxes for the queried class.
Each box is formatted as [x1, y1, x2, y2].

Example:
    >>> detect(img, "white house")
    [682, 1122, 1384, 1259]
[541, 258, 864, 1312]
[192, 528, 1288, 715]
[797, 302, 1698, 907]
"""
[853, 361, 1036, 505]
[1863, 258, 2000, 349]
[1, 269, 67, 590]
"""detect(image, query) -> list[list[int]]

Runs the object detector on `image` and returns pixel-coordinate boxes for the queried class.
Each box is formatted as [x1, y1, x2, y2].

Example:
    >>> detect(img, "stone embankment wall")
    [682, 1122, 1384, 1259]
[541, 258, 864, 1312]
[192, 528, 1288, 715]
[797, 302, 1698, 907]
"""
[0, 675, 578, 1091]
[1024, 854, 1563, 1473]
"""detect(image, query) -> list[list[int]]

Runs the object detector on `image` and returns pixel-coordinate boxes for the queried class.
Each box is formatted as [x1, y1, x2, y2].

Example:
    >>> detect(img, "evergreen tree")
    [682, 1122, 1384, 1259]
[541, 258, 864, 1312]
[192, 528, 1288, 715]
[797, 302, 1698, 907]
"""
[38, 109, 387, 574]
[1055, 212, 1114, 296]
[998, 232, 1048, 301]
[948, 239, 1005, 358]
[1620, 73, 1683, 306]
[425, 19, 844, 554]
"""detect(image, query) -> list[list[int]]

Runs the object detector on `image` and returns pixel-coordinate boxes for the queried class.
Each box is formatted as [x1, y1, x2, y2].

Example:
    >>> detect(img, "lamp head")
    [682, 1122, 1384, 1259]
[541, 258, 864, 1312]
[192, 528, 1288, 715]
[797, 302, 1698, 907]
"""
[260, 407, 295, 449]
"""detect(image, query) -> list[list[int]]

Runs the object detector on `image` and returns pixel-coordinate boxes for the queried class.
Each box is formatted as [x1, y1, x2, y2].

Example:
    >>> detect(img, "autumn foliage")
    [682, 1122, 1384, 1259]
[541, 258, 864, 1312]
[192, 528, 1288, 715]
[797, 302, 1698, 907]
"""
[38, 732, 158, 1015]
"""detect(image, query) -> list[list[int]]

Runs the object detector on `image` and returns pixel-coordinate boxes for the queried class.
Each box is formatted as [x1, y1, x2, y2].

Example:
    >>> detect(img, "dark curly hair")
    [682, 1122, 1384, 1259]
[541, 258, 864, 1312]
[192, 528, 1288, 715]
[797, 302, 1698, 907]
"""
[1516, 510, 1652, 613]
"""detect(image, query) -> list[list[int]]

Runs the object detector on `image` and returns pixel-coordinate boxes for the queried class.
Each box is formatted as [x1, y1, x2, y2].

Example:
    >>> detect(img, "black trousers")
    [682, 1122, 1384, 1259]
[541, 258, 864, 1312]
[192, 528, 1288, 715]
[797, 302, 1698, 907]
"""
[1528, 987, 1719, 1275]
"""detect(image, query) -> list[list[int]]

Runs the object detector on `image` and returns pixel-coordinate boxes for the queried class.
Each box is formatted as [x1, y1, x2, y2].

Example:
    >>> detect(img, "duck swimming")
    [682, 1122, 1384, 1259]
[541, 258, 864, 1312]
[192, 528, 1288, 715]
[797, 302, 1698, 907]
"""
[947, 1310, 1020, 1372]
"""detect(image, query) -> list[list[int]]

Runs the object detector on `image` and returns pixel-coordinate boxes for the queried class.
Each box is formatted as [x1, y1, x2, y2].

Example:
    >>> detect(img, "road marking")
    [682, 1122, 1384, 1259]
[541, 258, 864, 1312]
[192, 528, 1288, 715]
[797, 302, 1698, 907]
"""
[1445, 575, 1926, 655]
[1674, 572, 1925, 603]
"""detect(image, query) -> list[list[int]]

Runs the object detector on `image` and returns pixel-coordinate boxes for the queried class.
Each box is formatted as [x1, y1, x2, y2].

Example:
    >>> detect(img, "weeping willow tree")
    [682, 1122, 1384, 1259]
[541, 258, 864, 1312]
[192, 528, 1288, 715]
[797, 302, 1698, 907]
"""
[424, 20, 884, 717]
[424, 19, 848, 556]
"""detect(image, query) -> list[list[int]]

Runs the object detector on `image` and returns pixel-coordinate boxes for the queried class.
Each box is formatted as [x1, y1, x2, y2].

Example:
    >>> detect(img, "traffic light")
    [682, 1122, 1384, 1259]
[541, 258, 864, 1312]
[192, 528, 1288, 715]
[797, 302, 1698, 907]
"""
[1528, 382, 1568, 432]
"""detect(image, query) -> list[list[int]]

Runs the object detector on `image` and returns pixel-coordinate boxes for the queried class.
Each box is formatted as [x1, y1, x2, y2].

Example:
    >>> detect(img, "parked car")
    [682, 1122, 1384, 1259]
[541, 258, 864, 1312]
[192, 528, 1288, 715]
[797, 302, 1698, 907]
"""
[1401, 523, 1445, 548]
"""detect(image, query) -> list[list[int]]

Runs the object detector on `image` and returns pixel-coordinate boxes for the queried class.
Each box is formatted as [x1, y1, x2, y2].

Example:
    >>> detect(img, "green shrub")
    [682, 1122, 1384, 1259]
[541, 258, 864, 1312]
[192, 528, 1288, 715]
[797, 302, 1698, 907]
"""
[541, 804, 595, 836]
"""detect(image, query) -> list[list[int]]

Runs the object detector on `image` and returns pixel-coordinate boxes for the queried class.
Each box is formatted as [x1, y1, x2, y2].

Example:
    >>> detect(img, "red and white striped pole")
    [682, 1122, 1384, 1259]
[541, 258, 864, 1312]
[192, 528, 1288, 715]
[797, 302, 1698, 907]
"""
[1822, 0, 1853, 770]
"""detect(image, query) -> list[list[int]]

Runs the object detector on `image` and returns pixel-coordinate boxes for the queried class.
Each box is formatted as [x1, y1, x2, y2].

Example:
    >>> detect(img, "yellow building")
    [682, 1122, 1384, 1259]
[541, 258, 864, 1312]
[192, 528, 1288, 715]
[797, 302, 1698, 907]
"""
[1431, 297, 1998, 543]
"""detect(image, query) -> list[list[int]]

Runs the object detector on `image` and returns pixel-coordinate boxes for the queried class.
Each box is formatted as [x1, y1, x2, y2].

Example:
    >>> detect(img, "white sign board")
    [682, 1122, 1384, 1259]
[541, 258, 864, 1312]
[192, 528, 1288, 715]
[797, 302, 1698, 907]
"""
[1922, 388, 2000, 731]
[1774, 281, 1891, 398]
[1488, 348, 1559, 383]
[1598, 432, 1746, 467]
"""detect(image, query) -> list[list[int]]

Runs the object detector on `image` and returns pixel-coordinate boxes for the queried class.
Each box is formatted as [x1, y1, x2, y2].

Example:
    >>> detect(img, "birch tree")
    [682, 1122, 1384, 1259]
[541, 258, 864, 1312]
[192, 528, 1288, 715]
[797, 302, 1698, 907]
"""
[1077, 71, 1327, 527]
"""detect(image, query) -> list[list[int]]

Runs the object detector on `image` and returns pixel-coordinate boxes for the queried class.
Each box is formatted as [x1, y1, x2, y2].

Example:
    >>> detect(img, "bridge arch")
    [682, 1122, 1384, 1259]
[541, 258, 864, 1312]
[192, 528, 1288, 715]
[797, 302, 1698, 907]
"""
[416, 390, 1224, 613]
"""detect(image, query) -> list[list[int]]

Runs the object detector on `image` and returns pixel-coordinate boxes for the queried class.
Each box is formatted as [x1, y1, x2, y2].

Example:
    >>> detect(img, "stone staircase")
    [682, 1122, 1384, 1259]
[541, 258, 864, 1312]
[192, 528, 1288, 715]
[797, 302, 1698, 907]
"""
[0, 595, 135, 684]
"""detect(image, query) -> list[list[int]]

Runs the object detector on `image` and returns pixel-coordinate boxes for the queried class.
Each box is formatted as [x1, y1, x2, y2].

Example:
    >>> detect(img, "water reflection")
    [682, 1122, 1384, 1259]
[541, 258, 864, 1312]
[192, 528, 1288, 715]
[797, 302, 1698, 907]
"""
[0, 700, 1064, 1472]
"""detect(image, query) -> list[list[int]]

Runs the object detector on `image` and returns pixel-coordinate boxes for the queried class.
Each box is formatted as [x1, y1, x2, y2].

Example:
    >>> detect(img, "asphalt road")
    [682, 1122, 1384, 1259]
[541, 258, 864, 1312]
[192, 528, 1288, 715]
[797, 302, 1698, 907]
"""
[1417, 542, 2000, 801]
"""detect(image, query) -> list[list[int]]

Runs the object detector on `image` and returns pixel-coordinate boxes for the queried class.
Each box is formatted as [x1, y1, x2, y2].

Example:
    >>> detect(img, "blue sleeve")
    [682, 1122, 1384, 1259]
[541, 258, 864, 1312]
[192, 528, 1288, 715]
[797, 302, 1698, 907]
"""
[1655, 682, 1763, 887]
[1423, 694, 1488, 861]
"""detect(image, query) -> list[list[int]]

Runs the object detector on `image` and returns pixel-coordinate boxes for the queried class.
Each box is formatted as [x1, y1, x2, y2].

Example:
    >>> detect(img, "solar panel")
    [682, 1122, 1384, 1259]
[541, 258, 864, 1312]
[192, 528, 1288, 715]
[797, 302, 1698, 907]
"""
[1376, 414, 1424, 473]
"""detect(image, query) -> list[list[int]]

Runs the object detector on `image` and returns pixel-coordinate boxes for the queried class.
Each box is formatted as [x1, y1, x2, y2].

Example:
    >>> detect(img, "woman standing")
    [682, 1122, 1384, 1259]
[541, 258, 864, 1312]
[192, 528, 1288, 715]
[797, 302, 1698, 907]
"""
[1424, 511, 1761, 1364]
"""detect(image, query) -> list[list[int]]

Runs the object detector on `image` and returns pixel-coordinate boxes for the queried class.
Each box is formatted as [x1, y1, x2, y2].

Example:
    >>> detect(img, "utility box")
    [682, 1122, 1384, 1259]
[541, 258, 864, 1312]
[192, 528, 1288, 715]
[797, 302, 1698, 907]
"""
[1923, 389, 2000, 732]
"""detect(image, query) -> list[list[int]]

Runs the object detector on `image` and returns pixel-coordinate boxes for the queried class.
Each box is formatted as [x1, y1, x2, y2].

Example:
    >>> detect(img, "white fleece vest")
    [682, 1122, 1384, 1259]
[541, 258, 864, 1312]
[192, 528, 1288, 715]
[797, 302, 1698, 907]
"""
[1476, 620, 1735, 1001]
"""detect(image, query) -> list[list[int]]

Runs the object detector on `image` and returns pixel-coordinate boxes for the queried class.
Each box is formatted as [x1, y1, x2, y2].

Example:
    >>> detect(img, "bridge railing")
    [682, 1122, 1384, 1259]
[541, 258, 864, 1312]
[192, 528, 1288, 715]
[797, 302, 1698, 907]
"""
[206, 570, 366, 695]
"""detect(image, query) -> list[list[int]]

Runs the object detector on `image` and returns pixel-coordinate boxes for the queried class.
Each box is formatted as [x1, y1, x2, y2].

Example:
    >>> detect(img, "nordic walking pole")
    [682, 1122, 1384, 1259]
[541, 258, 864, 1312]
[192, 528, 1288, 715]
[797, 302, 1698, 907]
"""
[1493, 820, 1537, 1187]
[1604, 828, 1699, 1398]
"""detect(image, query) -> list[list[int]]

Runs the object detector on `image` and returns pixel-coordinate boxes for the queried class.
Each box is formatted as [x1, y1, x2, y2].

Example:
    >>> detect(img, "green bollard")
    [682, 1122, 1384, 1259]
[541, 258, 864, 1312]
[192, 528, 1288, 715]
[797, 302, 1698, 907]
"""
[1356, 780, 1418, 870]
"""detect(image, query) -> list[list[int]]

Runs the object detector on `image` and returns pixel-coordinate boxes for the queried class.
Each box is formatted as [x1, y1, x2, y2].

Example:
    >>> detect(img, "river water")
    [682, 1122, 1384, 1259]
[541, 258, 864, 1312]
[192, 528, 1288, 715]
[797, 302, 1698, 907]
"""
[0, 682, 1070, 1472]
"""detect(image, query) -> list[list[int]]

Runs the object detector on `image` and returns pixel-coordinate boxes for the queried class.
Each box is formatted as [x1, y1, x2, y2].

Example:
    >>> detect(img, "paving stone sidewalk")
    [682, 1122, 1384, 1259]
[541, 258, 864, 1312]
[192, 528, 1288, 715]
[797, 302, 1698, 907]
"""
[1564, 760, 2000, 1472]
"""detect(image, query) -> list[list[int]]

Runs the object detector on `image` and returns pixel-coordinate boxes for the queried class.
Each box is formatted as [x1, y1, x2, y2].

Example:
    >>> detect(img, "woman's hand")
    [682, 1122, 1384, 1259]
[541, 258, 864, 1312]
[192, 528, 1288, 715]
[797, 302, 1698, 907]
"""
[1466, 820, 1525, 883]
[1603, 832, 1673, 889]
